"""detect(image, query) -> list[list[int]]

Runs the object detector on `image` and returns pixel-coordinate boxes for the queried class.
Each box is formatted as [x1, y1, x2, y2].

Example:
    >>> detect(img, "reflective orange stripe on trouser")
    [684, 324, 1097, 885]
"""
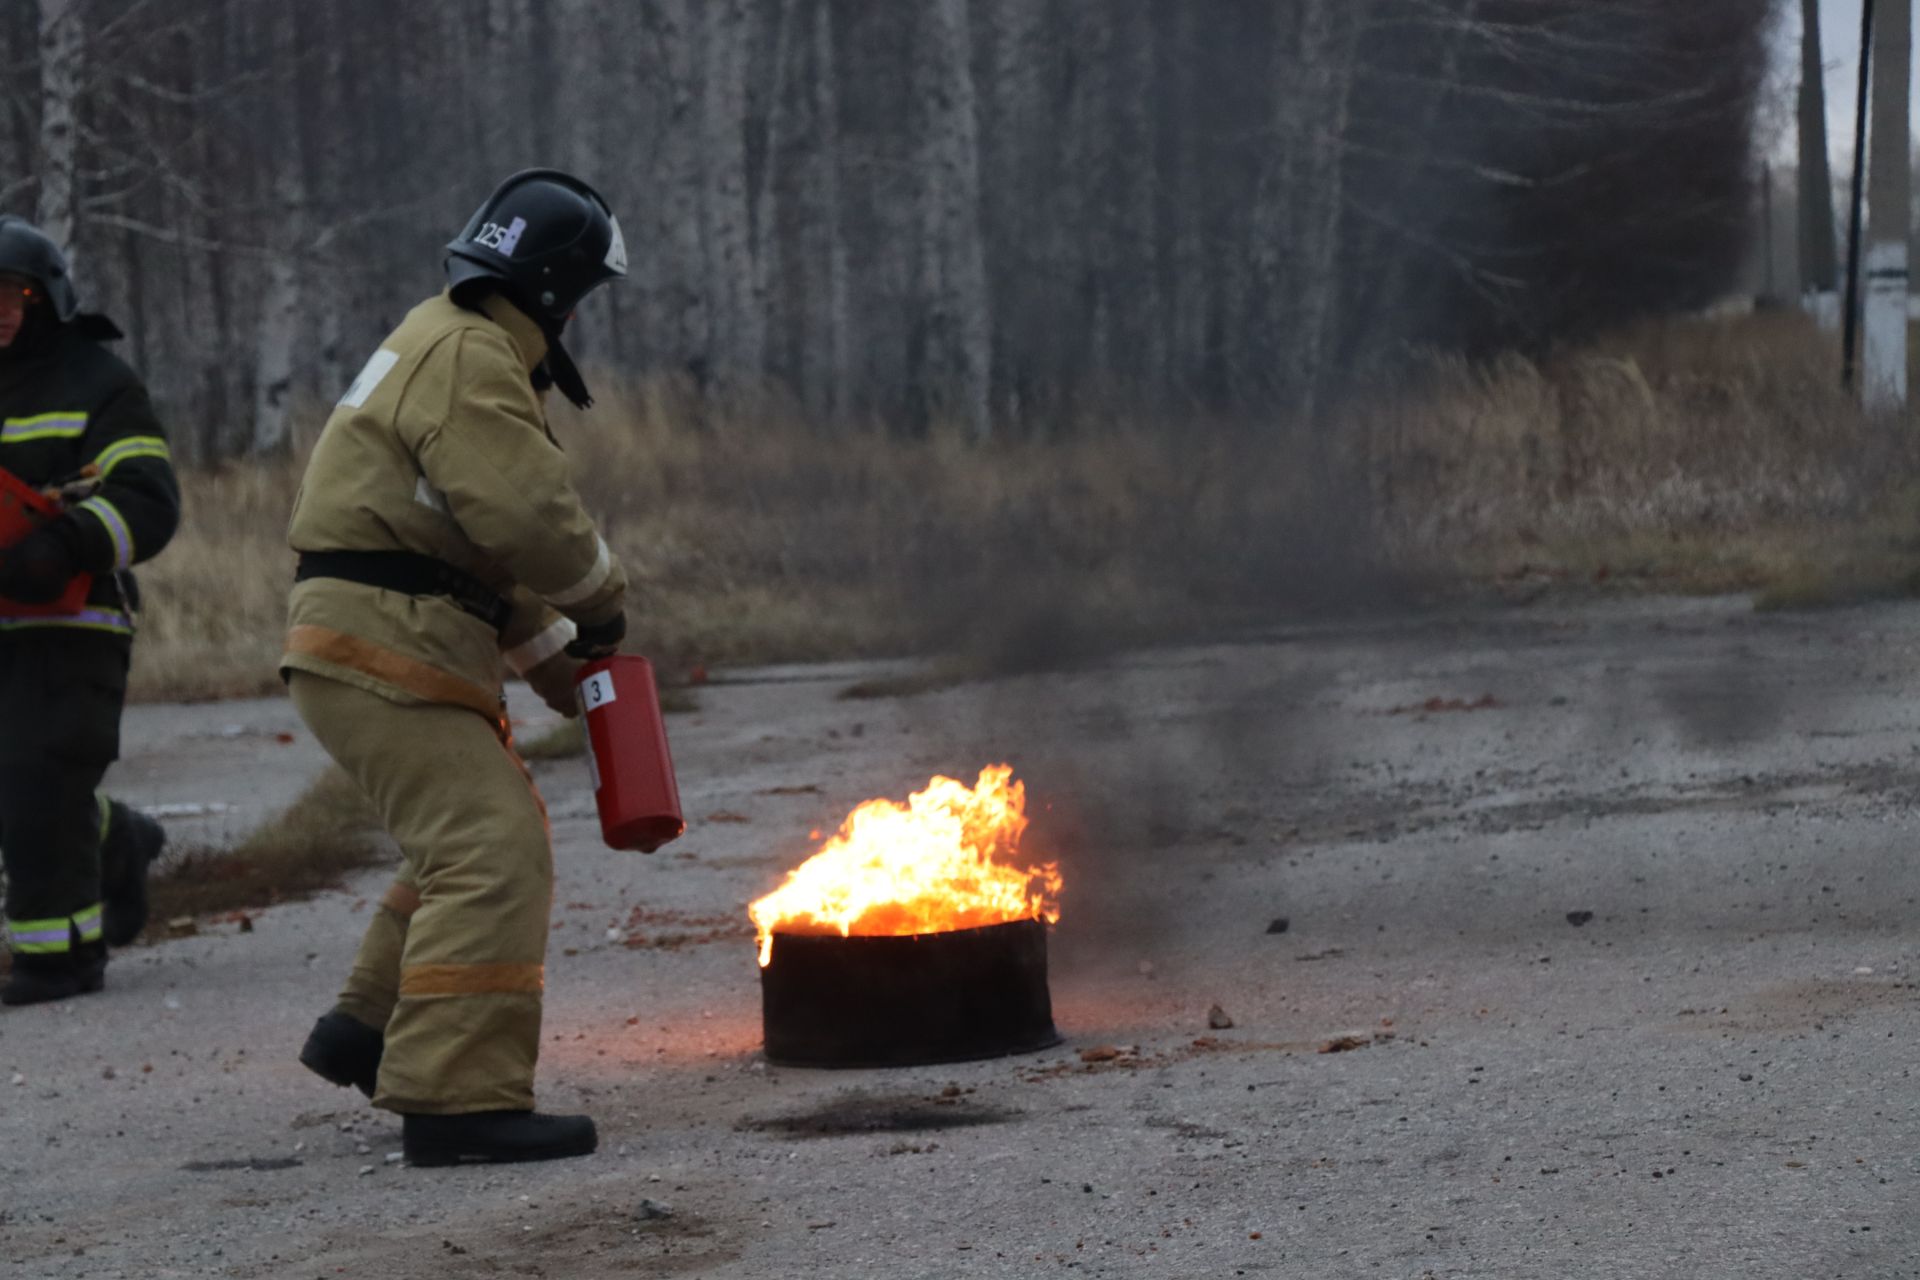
[287, 671, 554, 1115]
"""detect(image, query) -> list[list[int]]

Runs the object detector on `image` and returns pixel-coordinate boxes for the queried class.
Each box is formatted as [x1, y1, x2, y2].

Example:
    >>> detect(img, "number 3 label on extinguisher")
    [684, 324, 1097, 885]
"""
[580, 670, 617, 710]
[576, 669, 616, 794]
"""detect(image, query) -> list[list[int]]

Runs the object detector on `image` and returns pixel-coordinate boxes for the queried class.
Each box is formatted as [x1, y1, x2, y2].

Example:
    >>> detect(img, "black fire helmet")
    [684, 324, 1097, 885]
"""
[444, 169, 626, 327]
[0, 215, 78, 322]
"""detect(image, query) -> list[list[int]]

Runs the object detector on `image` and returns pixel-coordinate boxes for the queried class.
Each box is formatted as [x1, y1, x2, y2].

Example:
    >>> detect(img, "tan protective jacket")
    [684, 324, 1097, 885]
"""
[282, 291, 626, 718]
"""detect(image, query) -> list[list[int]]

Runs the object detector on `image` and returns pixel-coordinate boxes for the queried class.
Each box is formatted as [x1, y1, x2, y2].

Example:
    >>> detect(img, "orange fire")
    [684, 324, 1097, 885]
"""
[748, 765, 1062, 966]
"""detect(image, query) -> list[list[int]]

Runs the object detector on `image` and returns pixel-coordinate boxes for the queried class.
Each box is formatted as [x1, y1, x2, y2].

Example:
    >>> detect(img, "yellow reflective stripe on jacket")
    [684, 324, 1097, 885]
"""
[0, 411, 88, 443]
[399, 962, 545, 997]
[96, 794, 112, 841]
[0, 607, 134, 636]
[93, 435, 172, 476]
[77, 497, 134, 570]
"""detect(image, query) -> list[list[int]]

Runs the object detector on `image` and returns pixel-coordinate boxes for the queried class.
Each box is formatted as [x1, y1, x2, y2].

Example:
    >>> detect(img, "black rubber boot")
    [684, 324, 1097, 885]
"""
[102, 802, 167, 948]
[1, 941, 107, 1007]
[298, 1009, 385, 1097]
[402, 1110, 598, 1167]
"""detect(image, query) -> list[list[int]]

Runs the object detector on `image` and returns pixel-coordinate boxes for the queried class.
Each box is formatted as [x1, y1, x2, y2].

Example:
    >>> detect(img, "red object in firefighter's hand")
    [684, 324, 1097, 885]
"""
[577, 655, 686, 853]
[0, 466, 90, 616]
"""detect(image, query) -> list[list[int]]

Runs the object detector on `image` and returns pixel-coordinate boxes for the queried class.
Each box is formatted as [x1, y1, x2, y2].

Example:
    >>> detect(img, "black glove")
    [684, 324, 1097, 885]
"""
[564, 610, 627, 660]
[0, 521, 81, 604]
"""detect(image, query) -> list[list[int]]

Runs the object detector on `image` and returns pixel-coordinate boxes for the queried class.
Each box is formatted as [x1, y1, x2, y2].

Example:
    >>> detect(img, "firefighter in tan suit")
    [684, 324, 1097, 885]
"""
[287, 170, 629, 1166]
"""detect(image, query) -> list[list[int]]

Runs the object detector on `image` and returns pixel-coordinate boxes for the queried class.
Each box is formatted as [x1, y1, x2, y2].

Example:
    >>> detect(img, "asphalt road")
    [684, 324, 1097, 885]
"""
[2, 595, 1918, 1278]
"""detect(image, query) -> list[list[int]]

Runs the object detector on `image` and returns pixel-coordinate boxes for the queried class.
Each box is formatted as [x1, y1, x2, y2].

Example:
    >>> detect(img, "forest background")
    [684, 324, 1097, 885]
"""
[3, 0, 1895, 700]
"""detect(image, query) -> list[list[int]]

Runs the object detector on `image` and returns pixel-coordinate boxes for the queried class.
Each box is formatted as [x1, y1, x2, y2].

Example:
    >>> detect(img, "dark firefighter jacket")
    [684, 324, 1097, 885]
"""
[0, 323, 180, 635]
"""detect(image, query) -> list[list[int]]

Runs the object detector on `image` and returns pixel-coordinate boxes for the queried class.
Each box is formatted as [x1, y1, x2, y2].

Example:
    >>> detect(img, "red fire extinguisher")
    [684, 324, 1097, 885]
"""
[577, 655, 686, 853]
[0, 466, 91, 616]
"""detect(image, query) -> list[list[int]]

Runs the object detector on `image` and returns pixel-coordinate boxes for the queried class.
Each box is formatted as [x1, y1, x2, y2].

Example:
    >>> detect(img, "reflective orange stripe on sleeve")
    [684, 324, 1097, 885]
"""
[284, 624, 500, 719]
[399, 963, 545, 997]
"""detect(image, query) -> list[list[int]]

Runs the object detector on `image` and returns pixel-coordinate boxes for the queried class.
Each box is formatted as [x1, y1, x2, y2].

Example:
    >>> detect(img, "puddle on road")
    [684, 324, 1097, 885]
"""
[742, 1091, 1019, 1138]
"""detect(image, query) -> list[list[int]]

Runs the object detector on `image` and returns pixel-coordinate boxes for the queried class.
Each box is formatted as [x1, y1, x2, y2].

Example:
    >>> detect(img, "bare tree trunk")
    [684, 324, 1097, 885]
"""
[35, 0, 83, 253]
[650, 0, 712, 380]
[302, 0, 348, 402]
[1284, 0, 1366, 427]
[1343, 0, 1481, 369]
[198, 5, 238, 460]
[1247, 5, 1304, 406]
[252, 15, 307, 455]
[528, 0, 556, 158]
[1160, 3, 1211, 405]
[753, 0, 801, 392]
[702, 0, 762, 387]
[1115, 0, 1165, 406]
[977, 0, 1047, 429]
[811, 0, 850, 416]
[120, 223, 146, 369]
[251, 202, 303, 452]
[918, 0, 991, 439]
[1863, 0, 1909, 411]
[1061, 0, 1117, 390]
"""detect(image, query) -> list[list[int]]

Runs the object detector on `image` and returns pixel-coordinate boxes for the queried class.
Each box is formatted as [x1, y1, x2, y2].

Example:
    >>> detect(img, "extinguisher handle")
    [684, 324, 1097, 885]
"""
[565, 610, 627, 660]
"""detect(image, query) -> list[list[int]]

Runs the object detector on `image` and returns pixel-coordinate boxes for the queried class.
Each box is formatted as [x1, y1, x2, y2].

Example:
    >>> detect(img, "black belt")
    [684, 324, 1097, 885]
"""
[295, 550, 511, 633]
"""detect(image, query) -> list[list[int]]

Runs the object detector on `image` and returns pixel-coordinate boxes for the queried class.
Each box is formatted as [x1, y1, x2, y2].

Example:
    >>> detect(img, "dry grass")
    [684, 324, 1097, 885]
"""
[1362, 310, 1920, 594]
[130, 463, 300, 701]
[144, 766, 393, 927]
[125, 309, 1920, 703]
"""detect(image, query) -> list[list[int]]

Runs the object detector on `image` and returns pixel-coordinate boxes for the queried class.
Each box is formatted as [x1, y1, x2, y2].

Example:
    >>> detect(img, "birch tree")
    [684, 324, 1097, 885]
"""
[249, 13, 306, 456]
[34, 0, 82, 252]
[0, 0, 1773, 456]
[701, 0, 761, 387]
[916, 0, 991, 439]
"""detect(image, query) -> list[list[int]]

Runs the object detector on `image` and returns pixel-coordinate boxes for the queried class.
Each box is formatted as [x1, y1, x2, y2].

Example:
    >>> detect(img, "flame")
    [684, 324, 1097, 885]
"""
[748, 765, 1061, 966]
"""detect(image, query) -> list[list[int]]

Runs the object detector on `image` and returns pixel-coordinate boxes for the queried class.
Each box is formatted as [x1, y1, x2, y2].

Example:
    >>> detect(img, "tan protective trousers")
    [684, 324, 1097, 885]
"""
[288, 671, 552, 1114]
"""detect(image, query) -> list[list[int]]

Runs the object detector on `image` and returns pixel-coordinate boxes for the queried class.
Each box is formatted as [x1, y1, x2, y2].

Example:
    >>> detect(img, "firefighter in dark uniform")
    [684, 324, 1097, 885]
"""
[0, 216, 179, 1007]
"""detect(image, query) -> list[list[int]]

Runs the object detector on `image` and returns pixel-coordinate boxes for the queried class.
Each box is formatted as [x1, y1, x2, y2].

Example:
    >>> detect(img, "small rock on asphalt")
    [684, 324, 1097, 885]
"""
[636, 1199, 673, 1221]
[1208, 1003, 1235, 1030]
[1566, 910, 1594, 927]
[1266, 917, 1290, 934]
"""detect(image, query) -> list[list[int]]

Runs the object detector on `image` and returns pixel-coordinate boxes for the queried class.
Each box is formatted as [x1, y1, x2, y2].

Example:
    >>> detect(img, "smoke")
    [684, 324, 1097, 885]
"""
[855, 0, 1782, 965]
[878, 438, 1413, 968]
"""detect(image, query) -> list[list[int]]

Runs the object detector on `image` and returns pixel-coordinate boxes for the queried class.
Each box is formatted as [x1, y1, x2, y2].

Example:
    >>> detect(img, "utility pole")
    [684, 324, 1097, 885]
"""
[1798, 0, 1839, 294]
[1863, 0, 1911, 411]
[1843, 0, 1874, 389]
